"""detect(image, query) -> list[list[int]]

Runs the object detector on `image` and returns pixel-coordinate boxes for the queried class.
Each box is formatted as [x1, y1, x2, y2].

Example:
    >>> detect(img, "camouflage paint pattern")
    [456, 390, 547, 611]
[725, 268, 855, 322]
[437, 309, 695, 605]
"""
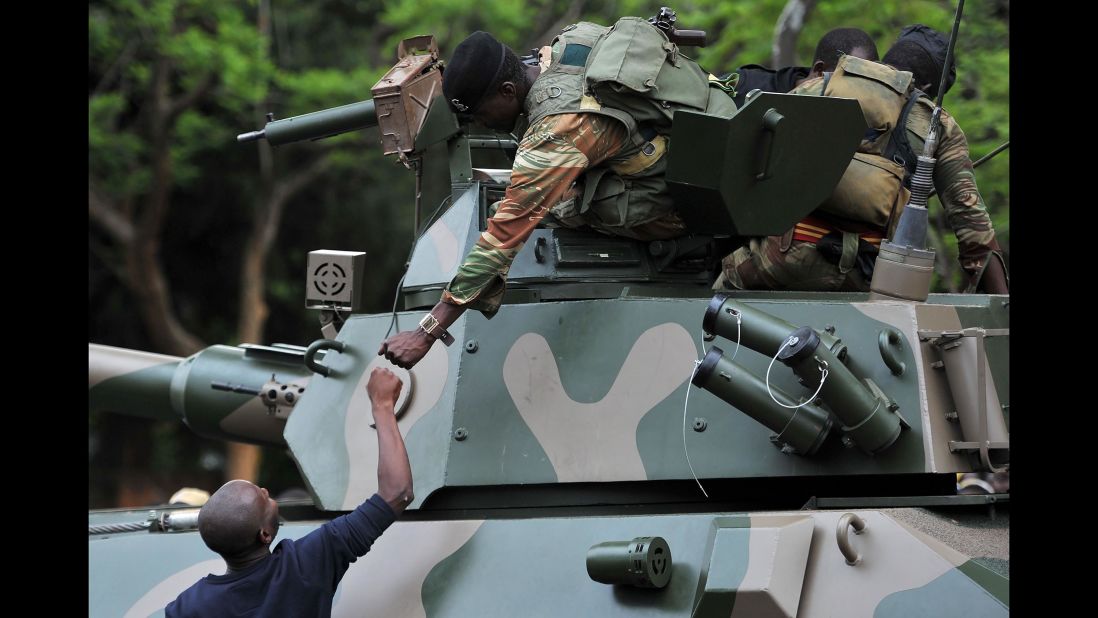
[404, 182, 482, 290]
[279, 292, 1010, 510]
[89, 344, 313, 446]
[89, 344, 181, 389]
[341, 347, 451, 509]
[89, 508, 1006, 617]
[284, 313, 464, 510]
[96, 296, 1010, 509]
[91, 292, 1007, 510]
[89, 344, 181, 421]
[502, 323, 696, 482]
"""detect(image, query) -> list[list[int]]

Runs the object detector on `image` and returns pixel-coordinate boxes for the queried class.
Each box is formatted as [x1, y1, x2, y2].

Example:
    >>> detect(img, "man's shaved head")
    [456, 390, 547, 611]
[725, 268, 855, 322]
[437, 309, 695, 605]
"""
[198, 480, 279, 559]
[814, 27, 879, 71]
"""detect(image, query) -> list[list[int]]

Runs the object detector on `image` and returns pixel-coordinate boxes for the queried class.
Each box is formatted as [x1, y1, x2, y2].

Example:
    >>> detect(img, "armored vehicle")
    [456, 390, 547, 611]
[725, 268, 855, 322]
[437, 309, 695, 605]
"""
[89, 24, 1008, 617]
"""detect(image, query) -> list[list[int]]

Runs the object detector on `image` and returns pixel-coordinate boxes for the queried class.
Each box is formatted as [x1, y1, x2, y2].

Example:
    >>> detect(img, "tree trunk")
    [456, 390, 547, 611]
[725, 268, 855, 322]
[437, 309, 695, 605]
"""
[772, 0, 818, 67]
[222, 0, 280, 486]
[224, 443, 264, 484]
[123, 55, 205, 358]
[525, 0, 587, 52]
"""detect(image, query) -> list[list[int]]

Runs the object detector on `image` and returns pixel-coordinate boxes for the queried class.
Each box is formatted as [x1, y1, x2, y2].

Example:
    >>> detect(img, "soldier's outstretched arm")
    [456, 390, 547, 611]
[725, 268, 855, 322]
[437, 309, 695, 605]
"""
[377, 301, 465, 369]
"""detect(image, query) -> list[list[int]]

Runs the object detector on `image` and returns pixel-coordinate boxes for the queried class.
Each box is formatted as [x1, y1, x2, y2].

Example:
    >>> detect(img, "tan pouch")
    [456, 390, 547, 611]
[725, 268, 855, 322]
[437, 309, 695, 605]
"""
[818, 153, 909, 231]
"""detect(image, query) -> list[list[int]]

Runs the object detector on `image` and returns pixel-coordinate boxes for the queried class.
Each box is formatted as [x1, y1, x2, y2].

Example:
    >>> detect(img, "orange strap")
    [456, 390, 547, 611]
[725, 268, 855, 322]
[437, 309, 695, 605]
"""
[792, 214, 883, 247]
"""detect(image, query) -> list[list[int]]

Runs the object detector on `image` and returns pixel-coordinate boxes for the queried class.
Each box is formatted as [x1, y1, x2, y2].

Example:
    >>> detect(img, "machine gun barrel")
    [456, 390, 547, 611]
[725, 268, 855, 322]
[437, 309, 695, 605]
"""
[237, 99, 378, 146]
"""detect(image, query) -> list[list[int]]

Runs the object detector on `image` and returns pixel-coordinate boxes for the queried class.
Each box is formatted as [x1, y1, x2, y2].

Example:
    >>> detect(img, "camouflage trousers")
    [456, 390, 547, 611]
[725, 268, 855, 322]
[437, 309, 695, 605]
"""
[489, 196, 688, 242]
[714, 234, 870, 292]
[527, 179, 688, 241]
[550, 211, 688, 241]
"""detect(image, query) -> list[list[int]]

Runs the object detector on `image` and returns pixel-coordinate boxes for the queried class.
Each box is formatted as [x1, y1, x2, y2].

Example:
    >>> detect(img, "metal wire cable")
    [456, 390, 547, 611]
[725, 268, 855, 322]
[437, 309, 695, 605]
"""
[765, 337, 829, 410]
[89, 521, 149, 535]
[681, 333, 710, 498]
[384, 193, 454, 339]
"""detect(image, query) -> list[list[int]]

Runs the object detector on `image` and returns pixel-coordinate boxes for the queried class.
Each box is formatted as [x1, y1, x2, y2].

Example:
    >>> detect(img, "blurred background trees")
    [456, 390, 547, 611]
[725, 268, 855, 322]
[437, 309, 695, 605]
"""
[89, 0, 1008, 508]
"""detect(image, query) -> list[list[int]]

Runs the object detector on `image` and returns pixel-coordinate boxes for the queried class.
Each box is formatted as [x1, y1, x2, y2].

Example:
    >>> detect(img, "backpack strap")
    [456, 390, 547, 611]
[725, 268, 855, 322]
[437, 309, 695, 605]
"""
[883, 88, 925, 187]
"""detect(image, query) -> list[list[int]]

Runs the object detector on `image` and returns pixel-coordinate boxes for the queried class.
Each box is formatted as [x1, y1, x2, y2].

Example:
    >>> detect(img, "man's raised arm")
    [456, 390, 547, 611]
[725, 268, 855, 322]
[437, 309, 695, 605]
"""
[367, 367, 414, 514]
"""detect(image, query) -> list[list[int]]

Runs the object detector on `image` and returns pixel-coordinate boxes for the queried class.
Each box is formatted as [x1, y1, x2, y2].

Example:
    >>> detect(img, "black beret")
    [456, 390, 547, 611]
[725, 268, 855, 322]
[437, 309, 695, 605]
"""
[897, 24, 957, 96]
[442, 31, 508, 114]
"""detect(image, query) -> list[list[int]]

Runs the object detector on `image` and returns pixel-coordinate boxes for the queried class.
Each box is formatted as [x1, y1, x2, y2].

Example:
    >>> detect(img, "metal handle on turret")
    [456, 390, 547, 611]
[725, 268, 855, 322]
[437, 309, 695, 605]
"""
[534, 237, 547, 263]
[836, 512, 867, 566]
[755, 109, 784, 180]
[305, 339, 347, 377]
[877, 329, 906, 376]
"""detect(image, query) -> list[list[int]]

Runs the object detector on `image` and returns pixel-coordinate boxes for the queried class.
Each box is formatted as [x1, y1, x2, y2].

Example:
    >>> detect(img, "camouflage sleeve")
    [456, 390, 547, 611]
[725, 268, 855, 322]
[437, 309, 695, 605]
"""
[925, 111, 999, 278]
[441, 112, 631, 317]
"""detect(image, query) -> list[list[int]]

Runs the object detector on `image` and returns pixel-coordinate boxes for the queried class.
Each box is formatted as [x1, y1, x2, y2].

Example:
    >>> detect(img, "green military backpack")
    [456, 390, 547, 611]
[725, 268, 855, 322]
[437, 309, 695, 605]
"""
[527, 17, 736, 234]
[583, 16, 737, 133]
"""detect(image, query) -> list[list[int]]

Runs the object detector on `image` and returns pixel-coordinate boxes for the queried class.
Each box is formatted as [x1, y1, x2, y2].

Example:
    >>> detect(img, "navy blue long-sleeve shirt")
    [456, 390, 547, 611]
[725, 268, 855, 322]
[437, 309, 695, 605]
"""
[166, 493, 396, 617]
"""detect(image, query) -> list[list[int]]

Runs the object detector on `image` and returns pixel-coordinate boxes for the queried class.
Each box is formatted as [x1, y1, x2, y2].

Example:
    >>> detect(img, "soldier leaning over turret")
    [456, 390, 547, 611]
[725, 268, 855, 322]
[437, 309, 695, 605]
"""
[716, 25, 1008, 295]
[379, 20, 743, 369]
[379, 20, 885, 371]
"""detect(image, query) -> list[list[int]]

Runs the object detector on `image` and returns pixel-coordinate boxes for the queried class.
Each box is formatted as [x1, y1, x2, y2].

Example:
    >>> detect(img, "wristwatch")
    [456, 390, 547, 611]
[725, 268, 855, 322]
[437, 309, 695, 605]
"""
[418, 313, 455, 346]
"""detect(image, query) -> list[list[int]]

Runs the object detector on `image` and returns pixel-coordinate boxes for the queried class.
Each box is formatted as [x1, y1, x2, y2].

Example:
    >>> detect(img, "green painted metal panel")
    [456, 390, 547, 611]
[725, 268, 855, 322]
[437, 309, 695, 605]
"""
[873, 566, 1009, 617]
[421, 514, 715, 617]
[89, 362, 179, 421]
[690, 516, 751, 617]
[89, 523, 319, 617]
[635, 299, 925, 479]
[404, 182, 482, 289]
[958, 559, 1009, 607]
[667, 94, 865, 236]
[284, 313, 461, 510]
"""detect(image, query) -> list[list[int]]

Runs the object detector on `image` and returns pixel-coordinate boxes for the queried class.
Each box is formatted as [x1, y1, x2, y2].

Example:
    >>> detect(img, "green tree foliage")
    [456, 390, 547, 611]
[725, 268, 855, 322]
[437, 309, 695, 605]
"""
[89, 0, 1009, 507]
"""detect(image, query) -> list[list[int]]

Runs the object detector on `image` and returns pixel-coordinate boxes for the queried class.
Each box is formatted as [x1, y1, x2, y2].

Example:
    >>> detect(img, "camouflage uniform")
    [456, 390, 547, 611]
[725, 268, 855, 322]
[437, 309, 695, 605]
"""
[441, 19, 739, 317]
[717, 73, 1000, 292]
[443, 113, 620, 315]
[441, 112, 686, 316]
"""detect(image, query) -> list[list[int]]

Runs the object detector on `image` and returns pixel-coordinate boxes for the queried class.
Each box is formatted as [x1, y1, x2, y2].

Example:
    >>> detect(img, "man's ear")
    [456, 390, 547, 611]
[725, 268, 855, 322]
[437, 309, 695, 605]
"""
[258, 528, 273, 546]
[811, 60, 826, 78]
[500, 81, 517, 99]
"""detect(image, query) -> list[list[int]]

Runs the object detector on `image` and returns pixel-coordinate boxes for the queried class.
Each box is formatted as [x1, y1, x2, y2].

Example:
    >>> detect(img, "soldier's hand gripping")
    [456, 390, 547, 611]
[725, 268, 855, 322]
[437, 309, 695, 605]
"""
[377, 330, 433, 370]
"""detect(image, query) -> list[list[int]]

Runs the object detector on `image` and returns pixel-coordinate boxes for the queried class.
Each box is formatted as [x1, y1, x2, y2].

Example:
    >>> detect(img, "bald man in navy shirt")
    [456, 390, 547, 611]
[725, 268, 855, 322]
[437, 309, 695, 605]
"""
[166, 367, 413, 617]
